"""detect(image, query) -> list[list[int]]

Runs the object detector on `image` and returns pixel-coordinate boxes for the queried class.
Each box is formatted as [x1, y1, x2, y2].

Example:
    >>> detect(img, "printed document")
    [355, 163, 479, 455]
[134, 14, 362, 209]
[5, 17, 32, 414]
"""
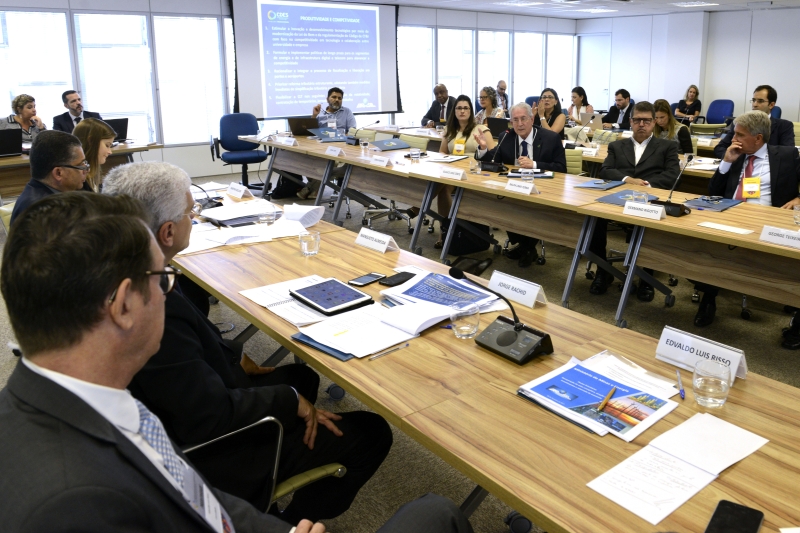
[240, 275, 328, 327]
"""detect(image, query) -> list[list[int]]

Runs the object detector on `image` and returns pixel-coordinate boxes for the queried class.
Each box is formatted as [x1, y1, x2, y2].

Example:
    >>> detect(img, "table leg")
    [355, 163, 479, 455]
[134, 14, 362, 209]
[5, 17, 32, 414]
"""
[459, 485, 488, 518]
[562, 216, 592, 308]
[409, 182, 436, 254]
[313, 160, 335, 207]
[439, 187, 464, 263]
[330, 165, 353, 225]
[261, 148, 278, 199]
[613, 225, 644, 328]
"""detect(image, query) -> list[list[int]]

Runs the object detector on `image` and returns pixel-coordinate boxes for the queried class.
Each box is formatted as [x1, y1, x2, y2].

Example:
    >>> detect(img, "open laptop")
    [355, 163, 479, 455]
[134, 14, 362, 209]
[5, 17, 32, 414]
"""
[0, 129, 23, 157]
[288, 117, 321, 136]
[579, 112, 605, 131]
[104, 118, 129, 143]
[487, 117, 511, 139]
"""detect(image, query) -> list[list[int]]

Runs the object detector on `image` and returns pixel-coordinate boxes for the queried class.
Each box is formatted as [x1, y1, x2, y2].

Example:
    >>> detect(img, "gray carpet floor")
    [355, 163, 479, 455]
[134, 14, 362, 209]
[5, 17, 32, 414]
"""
[1, 172, 797, 532]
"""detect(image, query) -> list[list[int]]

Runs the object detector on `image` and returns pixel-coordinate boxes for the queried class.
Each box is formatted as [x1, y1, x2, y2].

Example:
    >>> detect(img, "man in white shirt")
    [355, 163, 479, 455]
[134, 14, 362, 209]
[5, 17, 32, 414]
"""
[496, 80, 509, 115]
[602, 89, 632, 130]
[52, 90, 102, 132]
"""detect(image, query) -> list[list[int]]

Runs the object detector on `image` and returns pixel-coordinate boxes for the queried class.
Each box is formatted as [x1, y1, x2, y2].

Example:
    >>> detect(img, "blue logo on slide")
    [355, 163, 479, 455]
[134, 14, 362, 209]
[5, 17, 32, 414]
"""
[267, 10, 288, 21]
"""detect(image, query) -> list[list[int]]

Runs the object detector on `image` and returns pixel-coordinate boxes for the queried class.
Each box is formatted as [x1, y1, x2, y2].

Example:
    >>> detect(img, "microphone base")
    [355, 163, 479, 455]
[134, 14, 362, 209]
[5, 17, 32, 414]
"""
[345, 136, 359, 146]
[650, 200, 691, 217]
[475, 315, 553, 365]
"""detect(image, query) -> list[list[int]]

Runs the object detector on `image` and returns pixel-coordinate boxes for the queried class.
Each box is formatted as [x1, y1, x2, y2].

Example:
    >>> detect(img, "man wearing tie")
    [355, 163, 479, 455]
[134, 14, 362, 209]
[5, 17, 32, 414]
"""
[52, 90, 102, 133]
[694, 111, 800, 340]
[602, 89, 632, 130]
[422, 85, 456, 128]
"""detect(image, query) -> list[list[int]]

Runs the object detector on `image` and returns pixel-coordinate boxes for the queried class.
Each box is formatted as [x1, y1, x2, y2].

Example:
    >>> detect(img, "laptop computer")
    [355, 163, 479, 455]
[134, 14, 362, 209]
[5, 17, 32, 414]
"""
[579, 112, 605, 131]
[104, 118, 129, 143]
[0, 129, 23, 158]
[487, 117, 511, 139]
[288, 117, 321, 136]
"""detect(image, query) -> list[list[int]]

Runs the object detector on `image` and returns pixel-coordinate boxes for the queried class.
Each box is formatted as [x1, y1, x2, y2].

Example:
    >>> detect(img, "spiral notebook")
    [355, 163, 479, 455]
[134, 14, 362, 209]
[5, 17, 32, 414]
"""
[239, 275, 328, 327]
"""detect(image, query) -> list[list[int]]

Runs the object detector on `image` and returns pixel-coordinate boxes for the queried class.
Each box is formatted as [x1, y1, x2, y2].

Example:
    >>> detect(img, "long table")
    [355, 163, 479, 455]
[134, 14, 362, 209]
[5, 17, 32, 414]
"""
[0, 142, 163, 197]
[173, 226, 800, 533]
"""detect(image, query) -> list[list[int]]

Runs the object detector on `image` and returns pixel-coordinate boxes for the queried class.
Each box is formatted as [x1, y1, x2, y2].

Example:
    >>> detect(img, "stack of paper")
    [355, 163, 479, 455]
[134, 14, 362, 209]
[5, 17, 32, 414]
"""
[178, 218, 306, 255]
[283, 203, 325, 227]
[200, 199, 280, 223]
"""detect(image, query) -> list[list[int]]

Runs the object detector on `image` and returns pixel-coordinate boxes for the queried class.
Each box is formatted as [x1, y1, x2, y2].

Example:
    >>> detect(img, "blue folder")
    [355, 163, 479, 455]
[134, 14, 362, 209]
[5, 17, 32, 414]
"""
[575, 179, 625, 190]
[596, 189, 659, 206]
[684, 197, 742, 212]
[291, 332, 354, 362]
[371, 139, 410, 151]
[307, 127, 347, 142]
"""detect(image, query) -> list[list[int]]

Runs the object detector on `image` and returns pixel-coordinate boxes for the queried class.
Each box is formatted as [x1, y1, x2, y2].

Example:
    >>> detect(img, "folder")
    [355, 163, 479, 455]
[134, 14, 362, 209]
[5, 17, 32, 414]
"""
[371, 139, 410, 151]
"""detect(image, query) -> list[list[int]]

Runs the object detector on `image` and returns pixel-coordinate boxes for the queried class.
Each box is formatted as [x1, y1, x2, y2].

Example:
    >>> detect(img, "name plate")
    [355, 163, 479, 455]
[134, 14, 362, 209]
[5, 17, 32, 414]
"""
[440, 167, 466, 181]
[504, 179, 538, 195]
[697, 138, 713, 147]
[656, 326, 747, 383]
[383, 125, 399, 131]
[371, 155, 391, 167]
[416, 129, 429, 135]
[620, 130, 633, 138]
[759, 225, 800, 250]
[275, 136, 298, 146]
[354, 227, 399, 253]
[580, 147, 598, 156]
[325, 146, 344, 157]
[623, 201, 665, 220]
[582, 126, 590, 133]
[489, 270, 547, 308]
[226, 182, 253, 199]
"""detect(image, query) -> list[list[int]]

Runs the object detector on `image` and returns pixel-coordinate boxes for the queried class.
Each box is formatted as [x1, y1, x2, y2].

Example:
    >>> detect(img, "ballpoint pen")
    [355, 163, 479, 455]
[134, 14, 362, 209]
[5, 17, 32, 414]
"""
[369, 342, 410, 361]
[676, 369, 685, 400]
[598, 386, 616, 411]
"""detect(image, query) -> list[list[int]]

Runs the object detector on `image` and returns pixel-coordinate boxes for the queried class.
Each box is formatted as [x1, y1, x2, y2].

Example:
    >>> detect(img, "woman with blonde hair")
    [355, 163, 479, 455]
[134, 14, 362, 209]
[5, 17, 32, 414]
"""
[0, 94, 46, 142]
[72, 118, 117, 191]
[675, 84, 701, 123]
[654, 99, 693, 154]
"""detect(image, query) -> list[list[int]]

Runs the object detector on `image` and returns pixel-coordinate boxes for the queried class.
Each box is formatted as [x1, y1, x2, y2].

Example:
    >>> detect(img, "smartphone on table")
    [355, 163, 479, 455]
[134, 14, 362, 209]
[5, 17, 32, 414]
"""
[348, 272, 386, 287]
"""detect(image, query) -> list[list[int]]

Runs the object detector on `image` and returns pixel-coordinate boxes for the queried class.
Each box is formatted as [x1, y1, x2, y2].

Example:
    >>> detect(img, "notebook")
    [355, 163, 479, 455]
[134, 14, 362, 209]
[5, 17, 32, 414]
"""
[288, 117, 321, 136]
[371, 139, 410, 151]
[0, 129, 23, 157]
[575, 179, 625, 190]
[487, 117, 511, 139]
[104, 118, 129, 142]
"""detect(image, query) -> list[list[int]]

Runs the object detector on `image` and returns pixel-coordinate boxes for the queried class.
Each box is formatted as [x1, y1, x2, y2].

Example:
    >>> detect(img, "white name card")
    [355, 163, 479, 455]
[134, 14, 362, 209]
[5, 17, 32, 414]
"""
[371, 155, 391, 167]
[697, 138, 713, 147]
[439, 167, 465, 181]
[656, 326, 747, 383]
[759, 225, 800, 250]
[580, 147, 598, 156]
[416, 129, 429, 135]
[621, 130, 633, 138]
[354, 227, 399, 253]
[488, 270, 547, 308]
[325, 146, 344, 157]
[275, 136, 298, 146]
[384, 125, 399, 131]
[226, 182, 253, 199]
[623, 201, 665, 220]
[582, 126, 590, 133]
[504, 179, 538, 195]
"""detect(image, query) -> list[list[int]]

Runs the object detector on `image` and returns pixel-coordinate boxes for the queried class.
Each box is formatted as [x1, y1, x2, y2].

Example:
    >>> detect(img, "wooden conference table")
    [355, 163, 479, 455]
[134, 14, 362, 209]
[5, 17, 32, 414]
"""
[0, 142, 163, 197]
[173, 225, 800, 533]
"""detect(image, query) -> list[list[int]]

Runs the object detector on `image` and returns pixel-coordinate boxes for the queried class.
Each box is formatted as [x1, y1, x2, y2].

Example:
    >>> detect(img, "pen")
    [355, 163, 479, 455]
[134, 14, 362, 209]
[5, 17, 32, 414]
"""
[676, 369, 685, 400]
[369, 342, 410, 361]
[598, 386, 616, 411]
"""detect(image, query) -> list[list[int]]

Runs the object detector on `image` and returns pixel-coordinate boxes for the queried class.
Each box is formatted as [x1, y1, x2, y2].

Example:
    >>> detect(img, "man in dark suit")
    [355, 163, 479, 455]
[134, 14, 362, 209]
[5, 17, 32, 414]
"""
[0, 192, 476, 533]
[52, 90, 102, 133]
[714, 85, 795, 159]
[497, 80, 509, 115]
[475, 102, 567, 267]
[695, 111, 800, 340]
[589, 101, 680, 299]
[103, 162, 392, 525]
[422, 84, 456, 128]
[602, 89, 633, 130]
[10, 130, 90, 225]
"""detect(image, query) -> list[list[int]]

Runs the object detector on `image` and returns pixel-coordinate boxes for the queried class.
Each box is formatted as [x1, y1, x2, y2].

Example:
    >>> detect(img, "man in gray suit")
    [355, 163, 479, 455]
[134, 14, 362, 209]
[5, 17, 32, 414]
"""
[0, 192, 474, 533]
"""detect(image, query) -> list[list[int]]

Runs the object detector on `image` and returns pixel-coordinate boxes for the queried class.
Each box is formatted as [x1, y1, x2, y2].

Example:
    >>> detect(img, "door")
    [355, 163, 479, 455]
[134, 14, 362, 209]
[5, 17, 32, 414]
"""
[577, 34, 611, 112]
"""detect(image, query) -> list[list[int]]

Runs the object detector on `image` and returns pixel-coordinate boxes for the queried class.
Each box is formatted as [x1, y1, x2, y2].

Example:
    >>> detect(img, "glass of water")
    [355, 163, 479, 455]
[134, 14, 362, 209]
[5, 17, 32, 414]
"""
[257, 202, 278, 225]
[793, 205, 800, 228]
[409, 148, 421, 162]
[299, 231, 321, 256]
[449, 302, 480, 339]
[360, 138, 370, 156]
[692, 359, 731, 408]
[469, 158, 481, 174]
[632, 191, 650, 204]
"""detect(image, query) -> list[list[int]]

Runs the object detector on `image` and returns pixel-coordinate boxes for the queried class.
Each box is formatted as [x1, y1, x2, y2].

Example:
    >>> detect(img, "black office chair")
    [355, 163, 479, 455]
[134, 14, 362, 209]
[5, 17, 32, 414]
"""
[211, 113, 268, 191]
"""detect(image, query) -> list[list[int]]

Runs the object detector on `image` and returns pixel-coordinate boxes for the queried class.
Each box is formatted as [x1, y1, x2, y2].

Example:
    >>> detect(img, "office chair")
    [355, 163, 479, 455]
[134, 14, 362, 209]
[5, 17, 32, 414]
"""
[182, 416, 346, 514]
[592, 130, 618, 145]
[0, 200, 14, 236]
[793, 122, 800, 140]
[771, 106, 782, 119]
[670, 102, 679, 115]
[695, 99, 733, 125]
[524, 96, 540, 108]
[212, 113, 268, 191]
[475, 98, 483, 113]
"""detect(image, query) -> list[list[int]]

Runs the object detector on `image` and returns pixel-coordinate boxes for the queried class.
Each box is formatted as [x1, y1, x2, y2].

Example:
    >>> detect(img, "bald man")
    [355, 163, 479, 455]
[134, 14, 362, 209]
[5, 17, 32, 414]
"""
[422, 85, 456, 128]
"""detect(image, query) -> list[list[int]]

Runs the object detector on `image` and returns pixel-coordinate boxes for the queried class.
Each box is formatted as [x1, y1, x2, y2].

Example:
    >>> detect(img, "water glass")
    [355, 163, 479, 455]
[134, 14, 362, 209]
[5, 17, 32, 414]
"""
[793, 205, 800, 228]
[469, 158, 481, 174]
[360, 138, 370, 155]
[409, 148, 421, 162]
[449, 302, 480, 339]
[257, 203, 278, 225]
[632, 191, 650, 204]
[336, 128, 345, 137]
[435, 125, 445, 135]
[299, 231, 321, 256]
[692, 359, 731, 408]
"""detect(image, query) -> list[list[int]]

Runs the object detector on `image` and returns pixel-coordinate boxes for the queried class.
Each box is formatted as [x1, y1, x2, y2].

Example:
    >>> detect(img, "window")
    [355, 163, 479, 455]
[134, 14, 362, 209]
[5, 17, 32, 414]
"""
[74, 14, 156, 143]
[513, 32, 544, 107]
[395, 26, 434, 127]
[154, 16, 224, 144]
[0, 11, 72, 128]
[224, 18, 236, 113]
[437, 29, 474, 102]
[545, 34, 576, 108]
[477, 31, 509, 103]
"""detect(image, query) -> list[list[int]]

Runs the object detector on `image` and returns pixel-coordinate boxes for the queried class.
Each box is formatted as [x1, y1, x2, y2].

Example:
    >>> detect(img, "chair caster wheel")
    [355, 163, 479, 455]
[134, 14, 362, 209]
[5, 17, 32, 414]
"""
[388, 213, 396, 221]
[422, 218, 429, 225]
[361, 219, 368, 226]
[617, 319, 628, 329]
[428, 226, 435, 233]
[585, 271, 595, 280]
[444, 259, 451, 266]
[536, 257, 546, 265]
[345, 213, 351, 219]
[408, 227, 414, 234]
[668, 277, 679, 287]
[504, 511, 532, 533]
[414, 247, 422, 255]
[209, 296, 219, 305]
[326, 384, 345, 400]
[493, 244, 502, 254]
[741, 309, 752, 320]
[665, 294, 676, 307]
[692, 293, 700, 303]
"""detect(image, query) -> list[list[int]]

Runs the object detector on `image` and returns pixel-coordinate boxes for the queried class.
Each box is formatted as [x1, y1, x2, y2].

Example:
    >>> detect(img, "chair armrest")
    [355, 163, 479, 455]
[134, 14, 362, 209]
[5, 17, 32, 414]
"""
[210, 136, 221, 161]
[273, 464, 347, 501]
[182, 416, 282, 455]
[695, 116, 706, 124]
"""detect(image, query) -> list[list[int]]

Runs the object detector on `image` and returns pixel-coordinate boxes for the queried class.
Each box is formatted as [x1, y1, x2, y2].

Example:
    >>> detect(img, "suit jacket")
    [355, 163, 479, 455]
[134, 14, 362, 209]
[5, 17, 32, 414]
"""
[714, 117, 795, 159]
[0, 362, 292, 533]
[52, 110, 102, 132]
[127, 290, 299, 448]
[10, 179, 56, 225]
[709, 144, 800, 207]
[600, 136, 681, 189]
[421, 96, 456, 127]
[601, 105, 633, 130]
[477, 126, 567, 172]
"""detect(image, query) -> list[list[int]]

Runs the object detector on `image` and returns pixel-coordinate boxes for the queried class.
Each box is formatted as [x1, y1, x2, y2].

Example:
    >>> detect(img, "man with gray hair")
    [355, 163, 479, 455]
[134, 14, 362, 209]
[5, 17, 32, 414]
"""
[102, 162, 393, 525]
[695, 110, 800, 334]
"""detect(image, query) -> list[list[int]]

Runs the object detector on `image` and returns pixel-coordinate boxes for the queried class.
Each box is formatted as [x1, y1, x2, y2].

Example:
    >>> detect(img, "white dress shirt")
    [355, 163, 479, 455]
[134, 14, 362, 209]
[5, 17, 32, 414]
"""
[475, 128, 537, 168]
[621, 134, 653, 183]
[718, 143, 771, 206]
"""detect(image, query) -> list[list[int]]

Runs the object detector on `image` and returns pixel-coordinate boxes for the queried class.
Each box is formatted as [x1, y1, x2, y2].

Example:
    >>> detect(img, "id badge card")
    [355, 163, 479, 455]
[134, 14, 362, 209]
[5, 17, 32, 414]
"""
[742, 176, 761, 199]
[453, 142, 465, 156]
[183, 465, 235, 533]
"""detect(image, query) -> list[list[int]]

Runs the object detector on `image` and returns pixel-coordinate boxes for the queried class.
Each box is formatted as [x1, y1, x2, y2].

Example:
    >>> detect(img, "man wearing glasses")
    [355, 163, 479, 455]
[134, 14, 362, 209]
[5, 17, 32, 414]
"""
[602, 89, 633, 130]
[714, 85, 795, 159]
[588, 101, 680, 300]
[10, 130, 91, 225]
[496, 80, 509, 115]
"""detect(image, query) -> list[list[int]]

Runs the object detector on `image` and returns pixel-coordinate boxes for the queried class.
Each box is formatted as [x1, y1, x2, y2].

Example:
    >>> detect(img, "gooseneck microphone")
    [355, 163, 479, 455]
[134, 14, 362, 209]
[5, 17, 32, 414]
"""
[651, 154, 693, 217]
[346, 120, 380, 145]
[449, 267, 523, 331]
[479, 129, 512, 173]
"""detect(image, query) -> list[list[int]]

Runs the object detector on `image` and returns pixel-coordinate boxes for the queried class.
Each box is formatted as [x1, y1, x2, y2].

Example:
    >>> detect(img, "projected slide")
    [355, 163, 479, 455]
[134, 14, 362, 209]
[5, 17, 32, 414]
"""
[258, 0, 381, 118]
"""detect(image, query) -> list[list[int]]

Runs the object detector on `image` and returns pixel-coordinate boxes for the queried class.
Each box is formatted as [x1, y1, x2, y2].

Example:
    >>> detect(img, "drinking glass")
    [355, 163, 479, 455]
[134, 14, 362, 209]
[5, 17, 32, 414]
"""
[632, 191, 649, 204]
[692, 359, 731, 408]
[469, 158, 481, 174]
[409, 148, 421, 162]
[793, 205, 800, 228]
[257, 202, 278, 225]
[299, 231, 321, 256]
[449, 303, 480, 339]
[360, 138, 370, 156]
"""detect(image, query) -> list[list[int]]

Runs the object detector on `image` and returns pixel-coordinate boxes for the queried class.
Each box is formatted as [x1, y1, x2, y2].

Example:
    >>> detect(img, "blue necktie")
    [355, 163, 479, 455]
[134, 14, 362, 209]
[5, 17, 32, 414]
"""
[521, 140, 529, 158]
[135, 399, 185, 488]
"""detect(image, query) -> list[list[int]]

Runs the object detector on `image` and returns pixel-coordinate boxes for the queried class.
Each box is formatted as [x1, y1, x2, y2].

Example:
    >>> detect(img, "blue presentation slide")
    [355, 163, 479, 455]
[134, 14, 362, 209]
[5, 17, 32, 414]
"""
[258, 1, 381, 118]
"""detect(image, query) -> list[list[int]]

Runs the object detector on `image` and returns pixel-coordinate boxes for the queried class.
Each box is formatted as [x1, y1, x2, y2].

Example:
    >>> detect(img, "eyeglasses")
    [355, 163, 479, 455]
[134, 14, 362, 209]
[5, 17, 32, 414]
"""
[539, 95, 555, 100]
[631, 118, 653, 125]
[60, 160, 90, 172]
[750, 98, 769, 104]
[478, 95, 489, 99]
[510, 117, 531, 124]
[186, 202, 203, 219]
[454, 106, 471, 111]
[108, 266, 182, 303]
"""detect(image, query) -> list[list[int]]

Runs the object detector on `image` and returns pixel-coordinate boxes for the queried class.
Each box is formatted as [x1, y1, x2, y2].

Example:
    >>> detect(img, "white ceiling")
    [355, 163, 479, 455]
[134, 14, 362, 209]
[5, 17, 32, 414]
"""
[378, 0, 800, 20]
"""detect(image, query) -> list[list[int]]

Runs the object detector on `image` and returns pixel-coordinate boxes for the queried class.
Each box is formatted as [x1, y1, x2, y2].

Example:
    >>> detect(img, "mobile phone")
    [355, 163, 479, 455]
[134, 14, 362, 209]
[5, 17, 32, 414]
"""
[348, 272, 386, 286]
[704, 500, 764, 533]
[379, 271, 416, 287]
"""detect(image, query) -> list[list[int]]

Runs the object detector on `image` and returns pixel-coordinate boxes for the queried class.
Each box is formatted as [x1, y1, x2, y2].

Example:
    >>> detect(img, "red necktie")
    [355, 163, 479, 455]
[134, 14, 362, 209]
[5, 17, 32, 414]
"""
[439, 104, 445, 120]
[734, 155, 755, 200]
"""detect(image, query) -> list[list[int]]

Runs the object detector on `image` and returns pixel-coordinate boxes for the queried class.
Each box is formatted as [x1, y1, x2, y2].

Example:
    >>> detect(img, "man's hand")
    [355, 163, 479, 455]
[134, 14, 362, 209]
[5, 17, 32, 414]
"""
[518, 156, 534, 169]
[240, 353, 275, 376]
[781, 197, 800, 209]
[688, 115, 695, 123]
[312, 104, 322, 118]
[473, 128, 488, 150]
[626, 178, 651, 187]
[724, 140, 744, 163]
[424, 120, 435, 129]
[603, 123, 612, 130]
[297, 395, 343, 450]
[295, 519, 327, 533]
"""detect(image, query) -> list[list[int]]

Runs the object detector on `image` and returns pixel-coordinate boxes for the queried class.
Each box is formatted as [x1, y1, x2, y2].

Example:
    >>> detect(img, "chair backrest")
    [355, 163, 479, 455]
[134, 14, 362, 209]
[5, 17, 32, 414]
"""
[690, 135, 698, 155]
[771, 106, 782, 119]
[475, 99, 483, 113]
[219, 113, 260, 152]
[347, 127, 376, 141]
[0, 201, 14, 235]
[670, 103, 679, 115]
[564, 149, 583, 175]
[524, 96, 540, 108]
[793, 122, 800, 141]
[399, 134, 430, 151]
[592, 129, 618, 145]
[705, 100, 734, 125]
[690, 123, 726, 135]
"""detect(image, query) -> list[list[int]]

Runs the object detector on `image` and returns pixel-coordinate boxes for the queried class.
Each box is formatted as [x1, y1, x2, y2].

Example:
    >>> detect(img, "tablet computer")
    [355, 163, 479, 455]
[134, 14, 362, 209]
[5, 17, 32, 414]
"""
[289, 278, 373, 316]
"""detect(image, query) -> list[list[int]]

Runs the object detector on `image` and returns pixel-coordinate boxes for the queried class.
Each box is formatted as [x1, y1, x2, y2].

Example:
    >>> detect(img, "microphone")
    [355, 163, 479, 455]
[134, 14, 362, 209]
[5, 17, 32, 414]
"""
[449, 267, 523, 331]
[346, 120, 380, 145]
[480, 129, 512, 173]
[651, 154, 693, 217]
